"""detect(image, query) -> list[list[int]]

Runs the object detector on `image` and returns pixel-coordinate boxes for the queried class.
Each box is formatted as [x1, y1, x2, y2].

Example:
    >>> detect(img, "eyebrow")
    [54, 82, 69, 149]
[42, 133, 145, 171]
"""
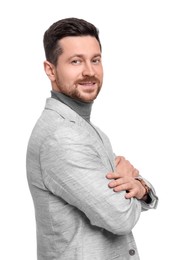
[68, 53, 102, 59]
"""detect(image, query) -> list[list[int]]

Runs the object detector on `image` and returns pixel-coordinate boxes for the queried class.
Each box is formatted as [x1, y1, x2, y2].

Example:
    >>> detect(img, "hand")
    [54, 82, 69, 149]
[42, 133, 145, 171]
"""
[106, 156, 145, 199]
[106, 174, 146, 199]
[115, 156, 139, 178]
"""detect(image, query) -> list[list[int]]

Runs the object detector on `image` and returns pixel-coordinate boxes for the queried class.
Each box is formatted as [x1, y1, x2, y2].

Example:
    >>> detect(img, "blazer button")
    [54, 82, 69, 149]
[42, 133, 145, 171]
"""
[129, 249, 135, 256]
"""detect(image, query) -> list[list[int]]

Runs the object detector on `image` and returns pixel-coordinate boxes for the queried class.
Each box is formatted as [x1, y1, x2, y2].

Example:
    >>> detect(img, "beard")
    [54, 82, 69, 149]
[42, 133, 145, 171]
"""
[56, 76, 102, 102]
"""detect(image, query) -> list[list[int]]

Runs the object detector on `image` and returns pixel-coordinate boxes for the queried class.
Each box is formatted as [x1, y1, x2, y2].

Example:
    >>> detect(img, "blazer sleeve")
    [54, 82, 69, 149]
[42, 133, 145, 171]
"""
[40, 125, 142, 236]
[139, 177, 159, 210]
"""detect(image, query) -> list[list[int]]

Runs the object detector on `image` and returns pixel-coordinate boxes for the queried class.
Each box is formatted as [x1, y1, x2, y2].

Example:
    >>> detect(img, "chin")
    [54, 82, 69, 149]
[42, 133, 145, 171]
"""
[80, 93, 99, 102]
[71, 86, 101, 102]
[80, 88, 101, 102]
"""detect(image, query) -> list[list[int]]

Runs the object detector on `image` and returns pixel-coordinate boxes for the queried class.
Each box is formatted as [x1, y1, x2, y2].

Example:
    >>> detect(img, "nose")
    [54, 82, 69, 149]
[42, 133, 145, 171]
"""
[82, 61, 95, 77]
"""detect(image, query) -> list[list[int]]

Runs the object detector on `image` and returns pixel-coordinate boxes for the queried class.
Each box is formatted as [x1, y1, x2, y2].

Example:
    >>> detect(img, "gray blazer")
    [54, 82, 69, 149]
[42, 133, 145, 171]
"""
[26, 98, 157, 260]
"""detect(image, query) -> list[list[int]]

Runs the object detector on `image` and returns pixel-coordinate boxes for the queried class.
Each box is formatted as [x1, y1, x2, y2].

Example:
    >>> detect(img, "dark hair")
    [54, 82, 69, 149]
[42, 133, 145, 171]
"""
[43, 17, 101, 66]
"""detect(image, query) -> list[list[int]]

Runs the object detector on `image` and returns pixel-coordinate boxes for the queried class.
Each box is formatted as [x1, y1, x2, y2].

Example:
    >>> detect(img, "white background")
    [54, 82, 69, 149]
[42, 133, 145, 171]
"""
[0, 0, 178, 259]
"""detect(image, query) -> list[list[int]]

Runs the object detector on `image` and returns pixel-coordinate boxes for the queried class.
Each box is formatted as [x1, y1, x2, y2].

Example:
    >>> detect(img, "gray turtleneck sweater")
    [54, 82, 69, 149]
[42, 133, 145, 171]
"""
[51, 91, 93, 122]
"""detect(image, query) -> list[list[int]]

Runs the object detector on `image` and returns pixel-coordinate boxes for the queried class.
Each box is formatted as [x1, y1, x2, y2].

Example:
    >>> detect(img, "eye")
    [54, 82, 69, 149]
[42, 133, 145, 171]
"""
[92, 57, 101, 64]
[71, 59, 82, 65]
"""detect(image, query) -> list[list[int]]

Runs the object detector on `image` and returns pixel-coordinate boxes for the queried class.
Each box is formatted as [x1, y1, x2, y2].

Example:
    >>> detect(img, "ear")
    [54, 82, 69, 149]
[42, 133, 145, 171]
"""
[44, 61, 56, 81]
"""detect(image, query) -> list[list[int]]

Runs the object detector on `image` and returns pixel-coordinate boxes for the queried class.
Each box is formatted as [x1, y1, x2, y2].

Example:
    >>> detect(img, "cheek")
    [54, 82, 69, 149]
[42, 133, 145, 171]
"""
[98, 69, 103, 83]
[61, 67, 80, 82]
[101, 70, 104, 78]
[96, 66, 103, 77]
[55, 69, 69, 84]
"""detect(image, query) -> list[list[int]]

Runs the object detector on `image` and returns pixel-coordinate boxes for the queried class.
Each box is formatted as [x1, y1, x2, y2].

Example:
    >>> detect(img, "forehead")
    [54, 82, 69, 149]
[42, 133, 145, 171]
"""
[59, 36, 101, 57]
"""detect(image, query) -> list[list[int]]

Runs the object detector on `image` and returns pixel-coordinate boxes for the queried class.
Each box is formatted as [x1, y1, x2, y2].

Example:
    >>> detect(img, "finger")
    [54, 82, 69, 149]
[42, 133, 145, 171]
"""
[132, 168, 139, 177]
[108, 176, 135, 187]
[113, 182, 132, 192]
[108, 180, 120, 188]
[125, 190, 137, 199]
[108, 176, 126, 188]
[106, 171, 122, 179]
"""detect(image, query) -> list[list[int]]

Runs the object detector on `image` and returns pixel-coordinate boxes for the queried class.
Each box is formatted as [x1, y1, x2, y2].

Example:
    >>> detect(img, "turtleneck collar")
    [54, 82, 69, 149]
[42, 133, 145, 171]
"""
[51, 91, 93, 122]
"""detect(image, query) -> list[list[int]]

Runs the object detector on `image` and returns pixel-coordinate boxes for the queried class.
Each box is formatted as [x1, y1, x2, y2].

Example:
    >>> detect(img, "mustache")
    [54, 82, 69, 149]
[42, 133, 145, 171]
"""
[75, 76, 100, 84]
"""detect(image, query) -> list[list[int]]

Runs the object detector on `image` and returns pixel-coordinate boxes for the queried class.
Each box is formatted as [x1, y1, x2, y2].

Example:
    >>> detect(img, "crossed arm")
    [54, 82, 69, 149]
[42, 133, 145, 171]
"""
[106, 156, 148, 201]
[40, 127, 157, 233]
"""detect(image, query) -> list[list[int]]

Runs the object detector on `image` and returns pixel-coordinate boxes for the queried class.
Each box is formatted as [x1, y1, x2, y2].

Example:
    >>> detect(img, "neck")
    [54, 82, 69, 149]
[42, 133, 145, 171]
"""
[51, 91, 93, 122]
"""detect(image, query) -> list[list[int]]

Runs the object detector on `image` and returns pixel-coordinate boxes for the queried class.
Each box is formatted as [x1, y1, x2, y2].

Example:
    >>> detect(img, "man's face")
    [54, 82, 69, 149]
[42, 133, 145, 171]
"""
[51, 36, 103, 102]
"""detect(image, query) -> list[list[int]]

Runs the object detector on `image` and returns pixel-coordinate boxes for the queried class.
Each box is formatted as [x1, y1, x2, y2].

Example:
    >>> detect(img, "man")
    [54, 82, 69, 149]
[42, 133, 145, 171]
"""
[26, 17, 158, 260]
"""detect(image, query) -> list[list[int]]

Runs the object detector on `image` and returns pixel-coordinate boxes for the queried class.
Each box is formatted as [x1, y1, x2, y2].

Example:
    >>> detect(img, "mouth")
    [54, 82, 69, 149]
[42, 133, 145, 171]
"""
[79, 81, 96, 86]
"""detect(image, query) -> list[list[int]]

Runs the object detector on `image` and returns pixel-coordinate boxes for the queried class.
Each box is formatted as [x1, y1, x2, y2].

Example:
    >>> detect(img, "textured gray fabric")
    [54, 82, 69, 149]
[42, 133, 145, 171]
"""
[26, 98, 157, 260]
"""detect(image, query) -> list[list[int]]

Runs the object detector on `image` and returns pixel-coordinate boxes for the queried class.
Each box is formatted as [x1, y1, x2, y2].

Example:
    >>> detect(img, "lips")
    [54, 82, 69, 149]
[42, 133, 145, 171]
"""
[76, 76, 100, 86]
[79, 82, 96, 85]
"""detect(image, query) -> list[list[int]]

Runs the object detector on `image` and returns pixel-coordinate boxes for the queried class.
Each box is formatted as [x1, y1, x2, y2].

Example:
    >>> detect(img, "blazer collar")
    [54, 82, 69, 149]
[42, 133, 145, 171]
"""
[45, 97, 82, 123]
[45, 98, 98, 135]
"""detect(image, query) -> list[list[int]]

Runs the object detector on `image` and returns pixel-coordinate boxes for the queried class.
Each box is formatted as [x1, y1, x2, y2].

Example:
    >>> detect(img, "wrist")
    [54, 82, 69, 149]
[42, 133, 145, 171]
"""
[135, 177, 150, 201]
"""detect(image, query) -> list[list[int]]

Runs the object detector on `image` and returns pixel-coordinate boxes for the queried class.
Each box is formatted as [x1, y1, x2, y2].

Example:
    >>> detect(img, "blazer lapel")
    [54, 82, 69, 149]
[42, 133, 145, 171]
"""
[45, 98, 115, 171]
